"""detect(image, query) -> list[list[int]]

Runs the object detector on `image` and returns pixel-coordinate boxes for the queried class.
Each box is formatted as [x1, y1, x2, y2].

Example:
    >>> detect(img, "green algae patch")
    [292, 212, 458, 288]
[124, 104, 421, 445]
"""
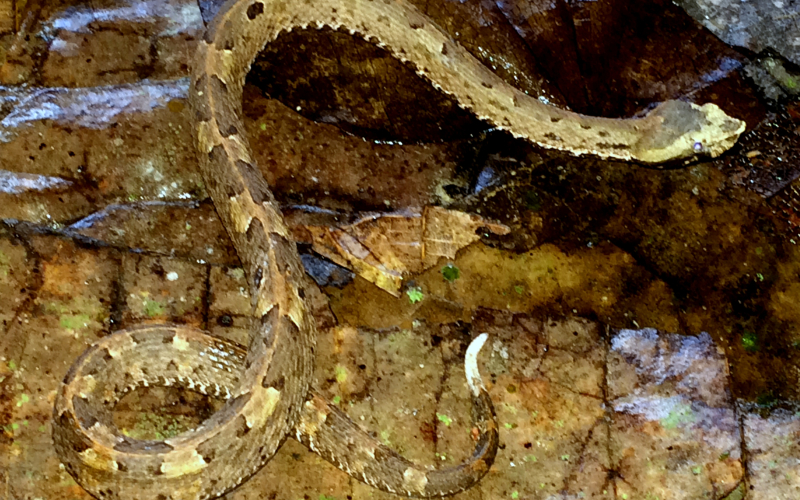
[45, 296, 106, 334]
[441, 263, 460, 282]
[334, 365, 348, 384]
[406, 287, 424, 304]
[143, 297, 166, 317]
[121, 412, 195, 440]
[741, 330, 759, 353]
[662, 402, 696, 430]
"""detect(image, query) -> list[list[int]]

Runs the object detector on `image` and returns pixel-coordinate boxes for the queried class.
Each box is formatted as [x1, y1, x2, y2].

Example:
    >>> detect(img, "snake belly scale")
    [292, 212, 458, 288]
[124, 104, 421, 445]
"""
[52, 0, 746, 499]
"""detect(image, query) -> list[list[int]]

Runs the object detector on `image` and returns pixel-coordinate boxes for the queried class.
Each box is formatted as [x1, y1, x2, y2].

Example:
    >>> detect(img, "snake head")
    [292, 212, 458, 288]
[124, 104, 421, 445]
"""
[633, 100, 746, 165]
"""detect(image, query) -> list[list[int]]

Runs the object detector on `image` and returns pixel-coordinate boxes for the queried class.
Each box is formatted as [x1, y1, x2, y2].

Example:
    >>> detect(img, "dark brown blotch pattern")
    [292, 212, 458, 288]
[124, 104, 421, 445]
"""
[257, 307, 280, 349]
[113, 437, 174, 454]
[596, 142, 630, 151]
[207, 146, 247, 198]
[208, 73, 230, 101]
[262, 373, 285, 389]
[253, 266, 263, 290]
[62, 342, 104, 386]
[192, 74, 213, 123]
[544, 132, 561, 142]
[244, 218, 272, 259]
[269, 233, 299, 274]
[208, 79, 241, 140]
[202, 26, 217, 44]
[120, 372, 136, 392]
[195, 438, 217, 464]
[246, 2, 265, 20]
[165, 359, 180, 374]
[81, 347, 113, 377]
[57, 411, 94, 453]
[372, 444, 398, 466]
[234, 159, 273, 205]
[130, 330, 152, 344]
[225, 391, 253, 417]
[217, 20, 236, 51]
[72, 396, 99, 429]
[234, 414, 251, 438]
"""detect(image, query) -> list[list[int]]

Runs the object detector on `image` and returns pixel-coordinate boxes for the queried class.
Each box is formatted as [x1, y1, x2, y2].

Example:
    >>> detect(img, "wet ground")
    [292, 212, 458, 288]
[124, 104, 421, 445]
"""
[1, 0, 799, 499]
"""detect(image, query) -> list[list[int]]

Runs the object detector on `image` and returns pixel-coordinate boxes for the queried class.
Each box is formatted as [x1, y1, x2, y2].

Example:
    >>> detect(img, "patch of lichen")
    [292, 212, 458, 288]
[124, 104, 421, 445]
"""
[120, 412, 196, 441]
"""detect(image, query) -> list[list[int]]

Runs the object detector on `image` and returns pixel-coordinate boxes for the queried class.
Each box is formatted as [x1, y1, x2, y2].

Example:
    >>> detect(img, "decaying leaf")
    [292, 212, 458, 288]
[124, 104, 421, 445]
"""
[299, 206, 509, 296]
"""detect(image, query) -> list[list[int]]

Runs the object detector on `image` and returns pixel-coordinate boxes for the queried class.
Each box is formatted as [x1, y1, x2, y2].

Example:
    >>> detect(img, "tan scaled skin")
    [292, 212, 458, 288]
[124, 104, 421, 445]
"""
[54, 2, 500, 498]
[53, 0, 746, 499]
[54, 324, 497, 499]
[187, 0, 746, 165]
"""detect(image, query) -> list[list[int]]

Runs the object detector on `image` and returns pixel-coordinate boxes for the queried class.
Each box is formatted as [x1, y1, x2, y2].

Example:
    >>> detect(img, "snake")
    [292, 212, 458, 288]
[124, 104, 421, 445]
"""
[51, 0, 747, 499]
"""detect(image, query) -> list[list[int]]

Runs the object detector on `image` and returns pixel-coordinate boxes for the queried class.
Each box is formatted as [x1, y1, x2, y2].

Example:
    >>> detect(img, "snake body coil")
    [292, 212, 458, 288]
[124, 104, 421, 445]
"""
[53, 0, 746, 499]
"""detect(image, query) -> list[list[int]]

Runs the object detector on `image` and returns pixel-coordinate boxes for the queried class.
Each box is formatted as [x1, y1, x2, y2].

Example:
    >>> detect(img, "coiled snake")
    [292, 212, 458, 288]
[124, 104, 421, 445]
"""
[52, 0, 745, 499]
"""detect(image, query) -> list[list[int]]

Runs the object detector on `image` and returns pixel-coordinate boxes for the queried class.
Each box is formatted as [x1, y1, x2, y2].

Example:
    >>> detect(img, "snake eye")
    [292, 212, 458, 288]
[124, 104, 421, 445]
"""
[693, 141, 704, 152]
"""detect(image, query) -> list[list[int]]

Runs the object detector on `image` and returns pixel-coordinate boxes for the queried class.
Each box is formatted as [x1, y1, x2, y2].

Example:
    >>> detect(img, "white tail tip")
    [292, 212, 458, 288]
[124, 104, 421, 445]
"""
[465, 333, 488, 397]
